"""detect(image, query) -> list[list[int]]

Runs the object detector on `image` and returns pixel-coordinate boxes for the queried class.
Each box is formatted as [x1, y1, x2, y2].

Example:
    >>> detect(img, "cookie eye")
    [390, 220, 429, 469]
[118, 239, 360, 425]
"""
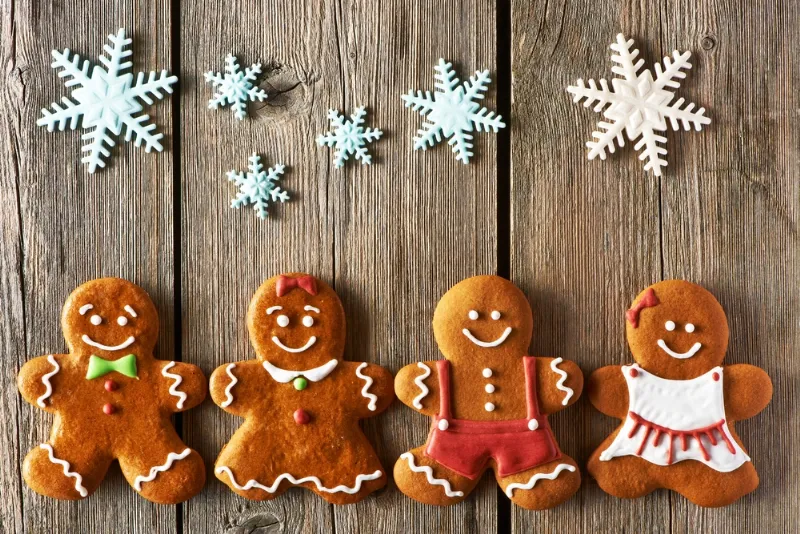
[468, 310, 479, 320]
[665, 320, 675, 331]
[117, 316, 128, 326]
[302, 316, 314, 327]
[685, 323, 695, 333]
[90, 314, 102, 326]
[491, 310, 501, 320]
[277, 315, 290, 327]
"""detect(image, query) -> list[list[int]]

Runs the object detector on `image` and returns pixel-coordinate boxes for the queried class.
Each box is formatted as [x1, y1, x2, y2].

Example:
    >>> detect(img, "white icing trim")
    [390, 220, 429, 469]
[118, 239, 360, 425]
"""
[657, 339, 702, 359]
[271, 335, 317, 353]
[221, 363, 238, 408]
[134, 448, 192, 491]
[412, 362, 431, 409]
[266, 306, 283, 315]
[81, 334, 135, 351]
[124, 305, 137, 317]
[37, 355, 60, 408]
[355, 363, 378, 411]
[304, 305, 320, 313]
[262, 359, 338, 383]
[462, 327, 512, 348]
[216, 465, 382, 495]
[40, 443, 88, 497]
[400, 452, 463, 498]
[161, 362, 187, 409]
[504, 463, 576, 497]
[550, 357, 574, 405]
[79, 304, 93, 315]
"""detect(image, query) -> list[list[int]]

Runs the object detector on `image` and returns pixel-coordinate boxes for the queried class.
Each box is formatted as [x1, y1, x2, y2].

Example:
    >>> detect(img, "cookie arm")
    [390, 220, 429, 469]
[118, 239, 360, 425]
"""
[586, 365, 629, 420]
[724, 364, 773, 422]
[158, 361, 208, 412]
[343, 362, 395, 417]
[536, 357, 583, 415]
[395, 361, 439, 417]
[17, 354, 64, 412]
[210, 360, 261, 416]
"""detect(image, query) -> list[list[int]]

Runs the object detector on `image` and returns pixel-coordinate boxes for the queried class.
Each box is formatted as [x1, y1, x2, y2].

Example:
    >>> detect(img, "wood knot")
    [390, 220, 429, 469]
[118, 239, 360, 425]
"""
[701, 36, 716, 51]
[225, 513, 282, 534]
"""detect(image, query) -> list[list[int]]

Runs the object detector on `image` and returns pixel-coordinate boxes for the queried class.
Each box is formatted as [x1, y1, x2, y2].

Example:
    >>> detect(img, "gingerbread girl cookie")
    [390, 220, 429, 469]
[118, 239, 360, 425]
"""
[17, 278, 207, 503]
[587, 280, 772, 507]
[209, 273, 394, 504]
[394, 275, 583, 509]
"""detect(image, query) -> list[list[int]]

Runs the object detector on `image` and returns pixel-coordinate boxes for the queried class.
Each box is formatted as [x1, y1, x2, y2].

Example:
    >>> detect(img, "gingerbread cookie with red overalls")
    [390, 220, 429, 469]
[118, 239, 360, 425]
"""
[394, 275, 583, 509]
[209, 273, 394, 504]
[587, 280, 773, 507]
[17, 278, 207, 504]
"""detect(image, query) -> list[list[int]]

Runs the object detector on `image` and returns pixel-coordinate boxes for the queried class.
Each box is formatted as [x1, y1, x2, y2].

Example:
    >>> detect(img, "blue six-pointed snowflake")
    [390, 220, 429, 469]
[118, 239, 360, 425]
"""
[36, 28, 178, 173]
[402, 59, 505, 164]
[205, 55, 268, 120]
[227, 154, 289, 220]
[316, 107, 383, 168]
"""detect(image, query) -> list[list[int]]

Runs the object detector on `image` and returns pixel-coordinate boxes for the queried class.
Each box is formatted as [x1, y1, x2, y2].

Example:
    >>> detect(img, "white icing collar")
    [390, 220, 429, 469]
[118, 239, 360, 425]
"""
[262, 359, 338, 383]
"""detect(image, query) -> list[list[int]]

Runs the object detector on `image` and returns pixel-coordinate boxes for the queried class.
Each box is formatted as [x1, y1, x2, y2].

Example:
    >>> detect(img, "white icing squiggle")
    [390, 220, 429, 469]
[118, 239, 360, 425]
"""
[412, 362, 431, 409]
[134, 448, 192, 491]
[216, 465, 382, 495]
[221, 363, 238, 408]
[550, 357, 574, 405]
[124, 305, 137, 317]
[505, 463, 576, 497]
[161, 362, 187, 409]
[37, 355, 60, 408]
[79, 304, 93, 315]
[40, 443, 88, 497]
[400, 452, 463, 498]
[355, 363, 378, 411]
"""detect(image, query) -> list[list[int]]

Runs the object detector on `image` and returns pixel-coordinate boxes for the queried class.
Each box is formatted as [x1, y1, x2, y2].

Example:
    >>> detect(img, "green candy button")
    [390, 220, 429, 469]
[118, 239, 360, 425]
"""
[293, 377, 308, 391]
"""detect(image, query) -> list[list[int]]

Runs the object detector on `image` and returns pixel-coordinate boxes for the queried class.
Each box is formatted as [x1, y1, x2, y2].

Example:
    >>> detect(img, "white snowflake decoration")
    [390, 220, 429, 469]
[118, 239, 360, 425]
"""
[402, 58, 505, 164]
[227, 153, 289, 220]
[567, 34, 711, 176]
[316, 107, 383, 168]
[205, 55, 268, 120]
[36, 28, 177, 173]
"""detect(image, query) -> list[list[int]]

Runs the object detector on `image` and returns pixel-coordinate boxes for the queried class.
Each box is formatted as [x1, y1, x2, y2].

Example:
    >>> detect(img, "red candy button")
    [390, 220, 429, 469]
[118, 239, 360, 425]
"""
[104, 379, 118, 392]
[713, 372, 720, 381]
[103, 403, 115, 415]
[293, 409, 310, 425]
[629, 368, 639, 378]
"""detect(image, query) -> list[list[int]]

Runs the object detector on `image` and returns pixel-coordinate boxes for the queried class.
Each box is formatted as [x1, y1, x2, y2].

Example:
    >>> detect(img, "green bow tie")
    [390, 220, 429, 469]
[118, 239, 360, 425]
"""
[86, 354, 138, 380]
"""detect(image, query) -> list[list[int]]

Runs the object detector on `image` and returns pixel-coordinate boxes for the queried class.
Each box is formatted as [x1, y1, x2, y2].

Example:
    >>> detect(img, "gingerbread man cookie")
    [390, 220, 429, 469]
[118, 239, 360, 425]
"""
[209, 273, 394, 504]
[394, 276, 583, 509]
[587, 280, 773, 507]
[17, 278, 207, 504]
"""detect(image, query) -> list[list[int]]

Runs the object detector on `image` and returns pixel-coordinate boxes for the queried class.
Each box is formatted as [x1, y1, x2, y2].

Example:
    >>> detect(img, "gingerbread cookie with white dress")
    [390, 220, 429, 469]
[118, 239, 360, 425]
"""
[587, 280, 772, 507]
[394, 275, 583, 509]
[17, 278, 207, 504]
[209, 273, 394, 504]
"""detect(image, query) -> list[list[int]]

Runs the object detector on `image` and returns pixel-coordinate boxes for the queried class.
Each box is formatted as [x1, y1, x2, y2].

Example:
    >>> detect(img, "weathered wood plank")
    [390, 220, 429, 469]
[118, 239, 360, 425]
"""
[2, 1, 178, 533]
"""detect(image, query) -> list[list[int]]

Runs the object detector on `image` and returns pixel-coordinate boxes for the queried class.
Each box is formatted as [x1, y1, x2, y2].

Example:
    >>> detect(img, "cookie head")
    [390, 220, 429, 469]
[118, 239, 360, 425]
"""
[247, 274, 346, 368]
[433, 275, 533, 360]
[625, 280, 728, 379]
[62, 278, 159, 357]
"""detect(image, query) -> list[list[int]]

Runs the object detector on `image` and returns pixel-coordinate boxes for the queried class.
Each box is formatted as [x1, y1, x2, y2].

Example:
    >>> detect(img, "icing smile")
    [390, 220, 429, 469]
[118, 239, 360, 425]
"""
[657, 339, 702, 359]
[81, 334, 135, 351]
[462, 327, 512, 348]
[271, 336, 317, 353]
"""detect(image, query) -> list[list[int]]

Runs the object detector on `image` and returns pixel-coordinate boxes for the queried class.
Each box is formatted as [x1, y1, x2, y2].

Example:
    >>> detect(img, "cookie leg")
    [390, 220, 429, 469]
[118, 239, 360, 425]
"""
[393, 446, 479, 506]
[666, 461, 759, 507]
[496, 455, 581, 510]
[23, 438, 111, 500]
[118, 429, 205, 504]
[587, 449, 660, 499]
[214, 437, 289, 502]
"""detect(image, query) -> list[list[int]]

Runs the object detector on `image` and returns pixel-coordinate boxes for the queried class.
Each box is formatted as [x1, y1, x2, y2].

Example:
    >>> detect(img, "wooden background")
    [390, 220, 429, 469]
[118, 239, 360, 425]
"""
[1, 0, 797, 532]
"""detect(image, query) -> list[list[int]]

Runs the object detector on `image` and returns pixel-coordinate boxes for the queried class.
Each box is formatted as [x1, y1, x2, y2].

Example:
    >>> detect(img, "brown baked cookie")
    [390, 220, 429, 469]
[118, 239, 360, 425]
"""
[394, 275, 583, 509]
[587, 280, 773, 507]
[17, 278, 207, 504]
[209, 273, 394, 504]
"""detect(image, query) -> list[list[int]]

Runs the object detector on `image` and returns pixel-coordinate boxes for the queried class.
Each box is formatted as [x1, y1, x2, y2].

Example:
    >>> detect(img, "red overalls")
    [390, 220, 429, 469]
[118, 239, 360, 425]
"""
[424, 357, 561, 479]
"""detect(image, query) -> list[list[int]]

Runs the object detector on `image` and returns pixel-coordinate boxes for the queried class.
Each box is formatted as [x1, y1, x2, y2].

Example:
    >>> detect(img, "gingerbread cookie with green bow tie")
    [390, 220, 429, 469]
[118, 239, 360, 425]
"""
[17, 278, 207, 504]
[209, 273, 394, 504]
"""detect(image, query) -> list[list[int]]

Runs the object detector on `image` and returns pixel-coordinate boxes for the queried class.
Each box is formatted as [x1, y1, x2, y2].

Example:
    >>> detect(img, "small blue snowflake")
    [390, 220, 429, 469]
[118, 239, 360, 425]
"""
[205, 55, 268, 120]
[226, 154, 289, 220]
[402, 58, 505, 164]
[316, 107, 383, 168]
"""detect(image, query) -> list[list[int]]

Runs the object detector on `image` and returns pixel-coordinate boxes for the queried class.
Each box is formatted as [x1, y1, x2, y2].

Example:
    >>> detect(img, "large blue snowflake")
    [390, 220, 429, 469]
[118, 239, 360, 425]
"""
[226, 154, 289, 220]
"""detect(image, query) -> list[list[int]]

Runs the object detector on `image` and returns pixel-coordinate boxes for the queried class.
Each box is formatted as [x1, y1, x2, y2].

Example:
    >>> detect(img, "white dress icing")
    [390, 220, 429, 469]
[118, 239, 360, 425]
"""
[599, 364, 750, 472]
